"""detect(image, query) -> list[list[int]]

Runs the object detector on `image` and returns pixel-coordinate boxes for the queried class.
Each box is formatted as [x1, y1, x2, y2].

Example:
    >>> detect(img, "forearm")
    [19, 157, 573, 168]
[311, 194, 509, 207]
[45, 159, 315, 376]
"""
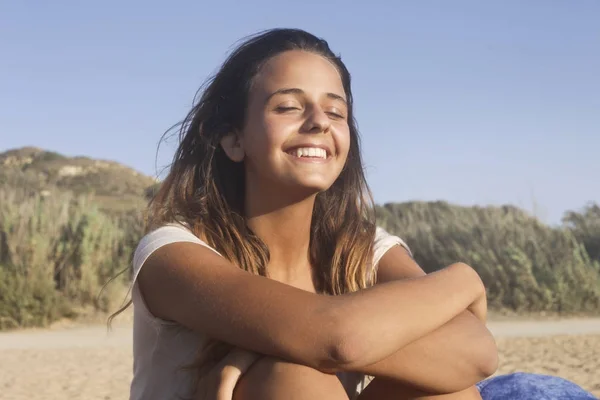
[347, 310, 498, 393]
[331, 263, 485, 369]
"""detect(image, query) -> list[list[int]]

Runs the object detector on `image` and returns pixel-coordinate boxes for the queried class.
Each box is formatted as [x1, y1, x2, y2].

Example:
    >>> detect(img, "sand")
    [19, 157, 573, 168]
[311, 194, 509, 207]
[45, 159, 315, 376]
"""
[1, 319, 599, 399]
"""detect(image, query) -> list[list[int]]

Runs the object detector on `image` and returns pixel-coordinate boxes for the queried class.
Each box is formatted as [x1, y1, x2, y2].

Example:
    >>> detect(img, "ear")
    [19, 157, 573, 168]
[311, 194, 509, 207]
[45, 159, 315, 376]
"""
[220, 132, 245, 162]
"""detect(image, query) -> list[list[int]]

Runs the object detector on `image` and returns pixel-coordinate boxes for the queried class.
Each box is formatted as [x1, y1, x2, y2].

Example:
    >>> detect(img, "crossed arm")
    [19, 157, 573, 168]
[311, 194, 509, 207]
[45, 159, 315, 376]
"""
[211, 245, 497, 398]
[351, 244, 497, 393]
[139, 240, 497, 399]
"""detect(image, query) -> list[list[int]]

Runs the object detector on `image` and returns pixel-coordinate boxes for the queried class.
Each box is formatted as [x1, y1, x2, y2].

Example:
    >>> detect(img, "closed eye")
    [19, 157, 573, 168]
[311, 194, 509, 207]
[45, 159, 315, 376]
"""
[326, 111, 345, 120]
[275, 106, 301, 113]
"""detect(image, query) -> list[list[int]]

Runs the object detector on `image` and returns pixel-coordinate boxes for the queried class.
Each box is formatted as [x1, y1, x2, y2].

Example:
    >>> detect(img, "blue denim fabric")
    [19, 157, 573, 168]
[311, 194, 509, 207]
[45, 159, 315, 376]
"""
[476, 373, 597, 399]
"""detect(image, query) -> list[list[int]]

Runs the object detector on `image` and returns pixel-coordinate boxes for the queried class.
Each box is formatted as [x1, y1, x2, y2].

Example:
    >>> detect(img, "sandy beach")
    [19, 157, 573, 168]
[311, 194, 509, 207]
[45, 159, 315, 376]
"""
[1, 319, 599, 399]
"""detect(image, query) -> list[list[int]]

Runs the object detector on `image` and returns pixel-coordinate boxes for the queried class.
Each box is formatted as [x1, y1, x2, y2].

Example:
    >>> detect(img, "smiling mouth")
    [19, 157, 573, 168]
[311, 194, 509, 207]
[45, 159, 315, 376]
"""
[285, 147, 330, 160]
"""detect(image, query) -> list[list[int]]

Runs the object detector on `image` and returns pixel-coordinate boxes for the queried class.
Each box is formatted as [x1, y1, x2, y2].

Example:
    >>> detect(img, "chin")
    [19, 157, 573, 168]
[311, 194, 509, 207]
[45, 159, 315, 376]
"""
[285, 180, 333, 197]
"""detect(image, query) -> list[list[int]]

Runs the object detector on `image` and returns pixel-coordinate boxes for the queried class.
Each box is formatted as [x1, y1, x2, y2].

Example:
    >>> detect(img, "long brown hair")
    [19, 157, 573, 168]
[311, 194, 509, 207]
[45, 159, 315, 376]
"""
[140, 28, 376, 394]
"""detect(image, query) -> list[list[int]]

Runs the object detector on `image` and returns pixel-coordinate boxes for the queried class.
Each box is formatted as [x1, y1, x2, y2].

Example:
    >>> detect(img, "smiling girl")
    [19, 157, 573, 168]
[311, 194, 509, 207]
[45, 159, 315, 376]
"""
[122, 28, 596, 400]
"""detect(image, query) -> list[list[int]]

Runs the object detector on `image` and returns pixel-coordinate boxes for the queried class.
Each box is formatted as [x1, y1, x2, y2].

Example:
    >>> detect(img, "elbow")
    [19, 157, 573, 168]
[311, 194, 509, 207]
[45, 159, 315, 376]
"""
[323, 300, 415, 372]
[328, 331, 365, 371]
[321, 306, 369, 372]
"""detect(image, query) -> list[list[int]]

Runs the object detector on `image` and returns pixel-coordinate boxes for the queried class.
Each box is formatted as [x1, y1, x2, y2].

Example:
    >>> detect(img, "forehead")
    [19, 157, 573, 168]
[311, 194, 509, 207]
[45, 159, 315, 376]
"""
[252, 50, 345, 97]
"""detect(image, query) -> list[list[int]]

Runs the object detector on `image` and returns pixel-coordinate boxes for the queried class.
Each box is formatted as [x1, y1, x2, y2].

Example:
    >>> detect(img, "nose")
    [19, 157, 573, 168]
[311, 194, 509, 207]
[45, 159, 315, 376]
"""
[301, 106, 331, 134]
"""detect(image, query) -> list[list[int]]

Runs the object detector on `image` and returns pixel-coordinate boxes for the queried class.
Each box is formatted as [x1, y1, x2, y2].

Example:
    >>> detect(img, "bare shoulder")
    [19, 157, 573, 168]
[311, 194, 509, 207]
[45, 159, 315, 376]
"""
[137, 240, 241, 321]
[376, 244, 426, 283]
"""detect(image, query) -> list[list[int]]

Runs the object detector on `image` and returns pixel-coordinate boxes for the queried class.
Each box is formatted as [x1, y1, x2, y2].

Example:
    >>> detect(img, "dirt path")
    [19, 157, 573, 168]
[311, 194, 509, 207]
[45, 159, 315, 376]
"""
[487, 317, 600, 337]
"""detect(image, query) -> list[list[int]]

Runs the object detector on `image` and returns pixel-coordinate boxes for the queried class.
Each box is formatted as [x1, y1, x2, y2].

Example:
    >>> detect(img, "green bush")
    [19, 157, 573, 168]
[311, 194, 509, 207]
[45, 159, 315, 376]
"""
[0, 188, 143, 329]
[563, 203, 600, 263]
[376, 201, 600, 314]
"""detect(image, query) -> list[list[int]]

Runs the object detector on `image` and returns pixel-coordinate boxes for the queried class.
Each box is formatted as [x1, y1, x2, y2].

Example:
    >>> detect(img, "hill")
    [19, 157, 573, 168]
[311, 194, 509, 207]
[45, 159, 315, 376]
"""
[0, 147, 156, 213]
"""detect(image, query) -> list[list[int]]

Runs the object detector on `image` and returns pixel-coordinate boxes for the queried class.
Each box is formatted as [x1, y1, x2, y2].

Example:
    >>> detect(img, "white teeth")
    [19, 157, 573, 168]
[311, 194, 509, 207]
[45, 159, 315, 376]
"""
[290, 147, 327, 159]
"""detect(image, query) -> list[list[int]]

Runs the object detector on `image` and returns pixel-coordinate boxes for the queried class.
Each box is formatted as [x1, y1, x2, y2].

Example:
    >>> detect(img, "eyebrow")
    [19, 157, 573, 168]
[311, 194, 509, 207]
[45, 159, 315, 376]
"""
[266, 88, 347, 105]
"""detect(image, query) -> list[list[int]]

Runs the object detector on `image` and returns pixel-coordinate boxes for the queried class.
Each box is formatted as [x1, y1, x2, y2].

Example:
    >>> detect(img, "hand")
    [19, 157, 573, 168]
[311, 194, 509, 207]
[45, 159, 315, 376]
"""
[196, 347, 261, 400]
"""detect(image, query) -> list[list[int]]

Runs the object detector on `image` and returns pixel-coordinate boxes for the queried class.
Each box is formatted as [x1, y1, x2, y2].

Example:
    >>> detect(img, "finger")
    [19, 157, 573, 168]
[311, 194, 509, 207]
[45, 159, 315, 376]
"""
[220, 348, 261, 375]
[215, 349, 262, 400]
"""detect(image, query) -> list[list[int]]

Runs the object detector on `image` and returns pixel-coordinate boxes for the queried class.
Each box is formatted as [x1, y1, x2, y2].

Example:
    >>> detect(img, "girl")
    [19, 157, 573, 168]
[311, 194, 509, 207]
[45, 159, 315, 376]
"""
[122, 28, 596, 400]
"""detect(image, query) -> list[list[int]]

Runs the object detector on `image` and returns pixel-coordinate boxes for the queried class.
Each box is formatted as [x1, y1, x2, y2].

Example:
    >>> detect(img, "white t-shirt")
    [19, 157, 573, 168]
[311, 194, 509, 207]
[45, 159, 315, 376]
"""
[129, 223, 411, 400]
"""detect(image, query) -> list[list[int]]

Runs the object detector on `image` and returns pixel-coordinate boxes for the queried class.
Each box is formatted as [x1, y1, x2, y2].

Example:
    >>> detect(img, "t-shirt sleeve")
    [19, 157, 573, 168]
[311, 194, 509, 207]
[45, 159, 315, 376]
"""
[131, 224, 220, 284]
[129, 223, 220, 324]
[370, 226, 412, 283]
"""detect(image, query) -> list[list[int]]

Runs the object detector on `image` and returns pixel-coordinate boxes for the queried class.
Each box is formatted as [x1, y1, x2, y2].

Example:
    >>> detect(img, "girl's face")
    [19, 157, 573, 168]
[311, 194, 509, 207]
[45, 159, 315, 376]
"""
[229, 50, 351, 197]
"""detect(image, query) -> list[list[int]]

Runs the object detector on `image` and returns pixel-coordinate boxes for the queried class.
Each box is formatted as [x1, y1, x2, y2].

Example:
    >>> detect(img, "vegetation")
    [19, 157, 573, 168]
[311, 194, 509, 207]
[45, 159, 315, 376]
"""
[562, 203, 600, 264]
[377, 201, 600, 313]
[0, 147, 599, 329]
[0, 188, 144, 329]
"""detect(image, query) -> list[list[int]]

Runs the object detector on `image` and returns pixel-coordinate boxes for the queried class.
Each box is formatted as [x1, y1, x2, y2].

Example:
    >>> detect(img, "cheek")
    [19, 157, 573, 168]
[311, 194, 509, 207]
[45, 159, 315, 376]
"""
[242, 120, 287, 166]
[251, 120, 292, 158]
[338, 128, 352, 160]
[241, 115, 271, 151]
[262, 119, 289, 147]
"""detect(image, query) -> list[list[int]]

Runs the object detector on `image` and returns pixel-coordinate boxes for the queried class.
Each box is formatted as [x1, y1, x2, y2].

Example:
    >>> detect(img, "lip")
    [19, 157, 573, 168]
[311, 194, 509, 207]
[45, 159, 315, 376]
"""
[284, 143, 334, 158]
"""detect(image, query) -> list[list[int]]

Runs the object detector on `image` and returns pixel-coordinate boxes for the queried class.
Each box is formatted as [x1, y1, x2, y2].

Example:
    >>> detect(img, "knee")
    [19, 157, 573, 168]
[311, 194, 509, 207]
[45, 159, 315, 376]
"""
[234, 357, 348, 400]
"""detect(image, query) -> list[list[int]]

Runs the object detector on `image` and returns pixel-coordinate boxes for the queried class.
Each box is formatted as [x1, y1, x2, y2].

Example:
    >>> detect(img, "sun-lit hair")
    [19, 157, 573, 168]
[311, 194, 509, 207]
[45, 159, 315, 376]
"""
[121, 28, 376, 395]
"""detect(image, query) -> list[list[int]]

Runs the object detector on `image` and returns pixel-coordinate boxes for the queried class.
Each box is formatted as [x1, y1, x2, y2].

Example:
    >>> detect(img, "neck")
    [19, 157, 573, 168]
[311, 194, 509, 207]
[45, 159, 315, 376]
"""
[245, 184, 316, 281]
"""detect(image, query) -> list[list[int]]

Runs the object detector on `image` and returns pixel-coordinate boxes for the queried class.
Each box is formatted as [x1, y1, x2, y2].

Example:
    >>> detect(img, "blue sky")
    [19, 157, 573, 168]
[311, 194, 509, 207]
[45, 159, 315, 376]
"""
[1, 1, 598, 224]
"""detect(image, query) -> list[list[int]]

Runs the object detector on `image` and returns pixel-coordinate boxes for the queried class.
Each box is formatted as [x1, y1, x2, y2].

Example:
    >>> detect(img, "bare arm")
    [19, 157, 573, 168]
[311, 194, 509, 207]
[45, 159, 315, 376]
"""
[138, 242, 485, 371]
[343, 245, 498, 393]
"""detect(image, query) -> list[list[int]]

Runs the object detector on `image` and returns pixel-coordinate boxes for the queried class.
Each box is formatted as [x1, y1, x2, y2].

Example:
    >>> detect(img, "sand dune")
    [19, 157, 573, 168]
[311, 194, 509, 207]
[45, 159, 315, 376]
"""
[1, 319, 599, 399]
